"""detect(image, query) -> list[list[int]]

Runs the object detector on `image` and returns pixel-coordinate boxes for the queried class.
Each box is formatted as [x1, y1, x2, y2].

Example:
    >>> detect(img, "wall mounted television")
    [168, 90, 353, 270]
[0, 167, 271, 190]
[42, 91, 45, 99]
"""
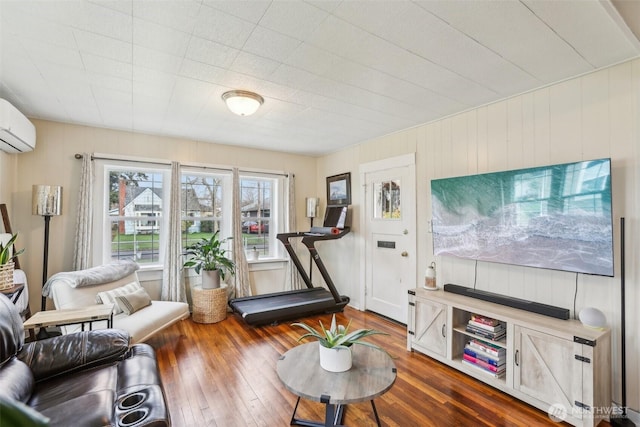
[430, 158, 613, 277]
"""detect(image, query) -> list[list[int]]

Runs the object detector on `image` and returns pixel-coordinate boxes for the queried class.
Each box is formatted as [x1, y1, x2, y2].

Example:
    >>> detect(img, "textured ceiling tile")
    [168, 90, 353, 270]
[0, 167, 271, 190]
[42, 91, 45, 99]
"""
[283, 43, 340, 76]
[81, 53, 133, 80]
[418, 0, 590, 82]
[73, 1, 133, 43]
[133, 17, 191, 57]
[523, 0, 639, 67]
[185, 36, 240, 69]
[202, 0, 271, 24]
[179, 59, 227, 85]
[229, 51, 281, 80]
[132, 46, 183, 74]
[243, 26, 302, 62]
[74, 29, 132, 63]
[21, 38, 84, 70]
[194, 5, 256, 49]
[1, 10, 76, 48]
[132, 0, 200, 33]
[259, 1, 329, 41]
[306, 15, 368, 58]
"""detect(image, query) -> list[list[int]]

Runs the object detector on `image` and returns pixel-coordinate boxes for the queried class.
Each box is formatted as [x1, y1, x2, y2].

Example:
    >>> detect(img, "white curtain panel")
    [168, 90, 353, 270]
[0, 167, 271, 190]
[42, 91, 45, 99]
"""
[232, 168, 252, 299]
[284, 173, 304, 290]
[161, 161, 186, 302]
[73, 153, 93, 270]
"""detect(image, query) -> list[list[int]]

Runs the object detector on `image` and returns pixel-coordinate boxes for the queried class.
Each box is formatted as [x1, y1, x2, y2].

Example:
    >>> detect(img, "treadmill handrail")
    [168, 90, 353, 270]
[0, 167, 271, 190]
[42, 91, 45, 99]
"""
[277, 228, 350, 304]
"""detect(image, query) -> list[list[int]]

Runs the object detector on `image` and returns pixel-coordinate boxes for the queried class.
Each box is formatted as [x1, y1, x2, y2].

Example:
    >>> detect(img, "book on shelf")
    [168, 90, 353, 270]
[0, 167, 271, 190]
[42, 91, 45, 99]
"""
[468, 318, 504, 333]
[468, 339, 506, 358]
[463, 345, 504, 367]
[461, 359, 505, 378]
[465, 324, 506, 341]
[470, 314, 501, 327]
[462, 353, 505, 374]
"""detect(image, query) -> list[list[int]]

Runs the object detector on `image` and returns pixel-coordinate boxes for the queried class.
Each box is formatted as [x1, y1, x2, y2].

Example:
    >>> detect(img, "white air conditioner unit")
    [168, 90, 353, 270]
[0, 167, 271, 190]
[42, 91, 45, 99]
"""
[0, 99, 36, 153]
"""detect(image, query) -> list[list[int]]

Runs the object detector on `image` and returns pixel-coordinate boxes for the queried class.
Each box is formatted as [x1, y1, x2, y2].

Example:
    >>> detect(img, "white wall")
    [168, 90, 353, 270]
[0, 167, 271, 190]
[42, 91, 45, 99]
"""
[317, 59, 640, 411]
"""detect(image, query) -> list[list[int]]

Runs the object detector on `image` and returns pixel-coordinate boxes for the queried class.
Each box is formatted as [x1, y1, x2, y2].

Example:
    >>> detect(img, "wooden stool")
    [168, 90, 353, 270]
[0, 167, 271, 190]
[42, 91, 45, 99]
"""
[192, 284, 227, 324]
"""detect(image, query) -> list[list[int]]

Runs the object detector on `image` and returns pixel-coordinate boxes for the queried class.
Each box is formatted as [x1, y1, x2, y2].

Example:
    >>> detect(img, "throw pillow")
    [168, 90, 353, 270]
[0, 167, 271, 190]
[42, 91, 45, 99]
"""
[114, 288, 152, 315]
[95, 282, 142, 314]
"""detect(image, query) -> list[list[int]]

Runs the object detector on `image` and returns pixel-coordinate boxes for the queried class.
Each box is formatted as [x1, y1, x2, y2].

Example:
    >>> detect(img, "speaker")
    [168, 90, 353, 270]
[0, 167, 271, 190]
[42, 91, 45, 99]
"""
[578, 307, 606, 329]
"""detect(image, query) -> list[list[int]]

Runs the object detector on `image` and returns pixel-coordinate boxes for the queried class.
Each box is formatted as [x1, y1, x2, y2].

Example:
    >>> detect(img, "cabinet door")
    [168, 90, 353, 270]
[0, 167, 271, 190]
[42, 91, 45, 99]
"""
[412, 299, 447, 357]
[513, 326, 583, 419]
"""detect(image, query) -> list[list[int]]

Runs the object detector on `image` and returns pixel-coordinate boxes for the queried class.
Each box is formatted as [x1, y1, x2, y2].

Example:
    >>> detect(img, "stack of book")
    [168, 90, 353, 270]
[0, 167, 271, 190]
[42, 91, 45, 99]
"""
[465, 314, 506, 341]
[462, 338, 506, 378]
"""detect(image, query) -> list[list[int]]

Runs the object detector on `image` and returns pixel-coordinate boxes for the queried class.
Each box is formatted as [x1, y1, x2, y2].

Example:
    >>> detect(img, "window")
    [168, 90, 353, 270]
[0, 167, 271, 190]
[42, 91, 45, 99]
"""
[106, 168, 165, 264]
[181, 173, 224, 248]
[96, 161, 286, 268]
[240, 177, 276, 258]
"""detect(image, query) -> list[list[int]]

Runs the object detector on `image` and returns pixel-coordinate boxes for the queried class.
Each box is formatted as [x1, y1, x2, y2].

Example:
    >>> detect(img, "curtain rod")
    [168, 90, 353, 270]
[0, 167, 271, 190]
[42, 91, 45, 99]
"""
[74, 153, 290, 177]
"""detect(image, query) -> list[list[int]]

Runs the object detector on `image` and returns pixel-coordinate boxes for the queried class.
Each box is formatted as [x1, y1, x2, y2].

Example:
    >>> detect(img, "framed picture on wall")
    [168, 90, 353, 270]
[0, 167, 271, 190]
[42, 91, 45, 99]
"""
[326, 172, 351, 206]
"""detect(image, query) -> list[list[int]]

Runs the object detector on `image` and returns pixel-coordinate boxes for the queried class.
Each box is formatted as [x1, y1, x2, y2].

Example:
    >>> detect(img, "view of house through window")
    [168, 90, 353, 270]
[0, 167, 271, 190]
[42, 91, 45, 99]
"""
[104, 165, 281, 266]
[108, 170, 163, 264]
[181, 173, 223, 249]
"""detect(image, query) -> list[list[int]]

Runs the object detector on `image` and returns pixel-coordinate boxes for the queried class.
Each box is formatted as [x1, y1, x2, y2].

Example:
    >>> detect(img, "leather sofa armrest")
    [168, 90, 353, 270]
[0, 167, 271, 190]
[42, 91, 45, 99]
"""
[17, 329, 131, 383]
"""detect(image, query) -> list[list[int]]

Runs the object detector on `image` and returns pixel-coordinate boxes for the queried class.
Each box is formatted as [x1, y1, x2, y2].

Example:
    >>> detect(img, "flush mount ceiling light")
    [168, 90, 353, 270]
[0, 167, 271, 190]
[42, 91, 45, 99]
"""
[221, 90, 264, 116]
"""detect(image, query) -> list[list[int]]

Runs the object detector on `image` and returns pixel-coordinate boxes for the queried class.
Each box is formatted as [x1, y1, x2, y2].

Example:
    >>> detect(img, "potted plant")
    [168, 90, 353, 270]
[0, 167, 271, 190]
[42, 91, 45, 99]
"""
[183, 231, 235, 289]
[0, 233, 24, 290]
[292, 314, 389, 372]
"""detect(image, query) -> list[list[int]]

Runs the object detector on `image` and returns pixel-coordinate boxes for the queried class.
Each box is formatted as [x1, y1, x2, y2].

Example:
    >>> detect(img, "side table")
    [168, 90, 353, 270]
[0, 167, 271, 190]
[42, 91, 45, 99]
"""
[277, 342, 396, 427]
[192, 284, 227, 324]
[23, 304, 114, 339]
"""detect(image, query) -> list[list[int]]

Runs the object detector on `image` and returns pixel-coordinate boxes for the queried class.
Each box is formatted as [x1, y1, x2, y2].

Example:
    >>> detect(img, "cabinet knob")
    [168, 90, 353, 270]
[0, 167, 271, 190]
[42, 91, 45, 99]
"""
[401, 251, 408, 257]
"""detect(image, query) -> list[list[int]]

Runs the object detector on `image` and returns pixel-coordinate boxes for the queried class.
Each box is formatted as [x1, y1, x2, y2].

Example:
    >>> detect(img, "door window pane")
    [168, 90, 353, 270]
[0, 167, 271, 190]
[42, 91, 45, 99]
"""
[374, 179, 401, 219]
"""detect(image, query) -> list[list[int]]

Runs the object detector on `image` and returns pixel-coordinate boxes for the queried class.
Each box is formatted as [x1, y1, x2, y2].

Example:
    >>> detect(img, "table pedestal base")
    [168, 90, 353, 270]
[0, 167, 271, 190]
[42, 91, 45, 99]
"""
[289, 395, 381, 427]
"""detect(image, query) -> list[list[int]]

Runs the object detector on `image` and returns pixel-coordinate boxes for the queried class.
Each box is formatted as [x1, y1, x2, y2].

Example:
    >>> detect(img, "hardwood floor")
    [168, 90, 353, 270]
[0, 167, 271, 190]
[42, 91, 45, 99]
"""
[147, 307, 576, 427]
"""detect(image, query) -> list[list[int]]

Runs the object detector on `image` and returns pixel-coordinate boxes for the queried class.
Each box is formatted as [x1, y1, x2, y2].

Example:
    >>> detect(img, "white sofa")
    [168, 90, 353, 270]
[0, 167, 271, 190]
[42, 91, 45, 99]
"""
[47, 268, 190, 344]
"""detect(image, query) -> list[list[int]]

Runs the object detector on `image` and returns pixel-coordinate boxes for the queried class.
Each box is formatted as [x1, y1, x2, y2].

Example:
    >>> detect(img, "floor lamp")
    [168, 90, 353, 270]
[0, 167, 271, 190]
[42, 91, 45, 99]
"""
[32, 185, 62, 313]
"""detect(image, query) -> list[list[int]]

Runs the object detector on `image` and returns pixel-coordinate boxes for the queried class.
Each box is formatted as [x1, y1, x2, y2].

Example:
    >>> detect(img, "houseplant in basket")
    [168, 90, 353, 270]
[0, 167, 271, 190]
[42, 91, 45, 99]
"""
[292, 314, 389, 372]
[183, 231, 235, 289]
[0, 233, 24, 290]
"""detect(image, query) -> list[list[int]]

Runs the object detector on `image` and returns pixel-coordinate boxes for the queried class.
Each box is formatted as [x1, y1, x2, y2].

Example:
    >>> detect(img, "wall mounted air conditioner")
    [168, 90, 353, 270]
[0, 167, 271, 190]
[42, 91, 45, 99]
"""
[0, 99, 36, 153]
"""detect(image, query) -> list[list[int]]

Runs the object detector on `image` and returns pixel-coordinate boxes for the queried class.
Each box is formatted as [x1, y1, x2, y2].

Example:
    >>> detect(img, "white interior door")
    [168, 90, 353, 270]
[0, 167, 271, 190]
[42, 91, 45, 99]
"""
[362, 155, 416, 323]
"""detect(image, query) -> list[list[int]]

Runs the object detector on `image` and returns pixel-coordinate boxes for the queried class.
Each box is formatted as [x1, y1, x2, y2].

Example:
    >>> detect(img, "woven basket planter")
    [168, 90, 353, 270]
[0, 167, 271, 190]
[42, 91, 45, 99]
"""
[192, 284, 227, 324]
[0, 261, 14, 291]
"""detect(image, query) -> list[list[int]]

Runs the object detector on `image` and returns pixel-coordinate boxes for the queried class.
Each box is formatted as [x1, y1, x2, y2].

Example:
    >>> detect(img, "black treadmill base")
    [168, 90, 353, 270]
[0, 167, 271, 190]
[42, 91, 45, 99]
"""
[229, 287, 349, 326]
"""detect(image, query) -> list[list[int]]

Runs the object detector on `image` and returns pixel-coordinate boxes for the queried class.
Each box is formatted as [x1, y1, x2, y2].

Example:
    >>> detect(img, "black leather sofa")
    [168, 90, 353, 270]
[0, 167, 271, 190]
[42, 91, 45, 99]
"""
[0, 293, 171, 426]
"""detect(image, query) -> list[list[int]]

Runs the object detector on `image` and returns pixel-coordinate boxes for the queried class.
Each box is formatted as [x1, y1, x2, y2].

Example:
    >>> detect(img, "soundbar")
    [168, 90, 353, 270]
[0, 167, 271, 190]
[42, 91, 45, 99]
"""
[443, 284, 570, 320]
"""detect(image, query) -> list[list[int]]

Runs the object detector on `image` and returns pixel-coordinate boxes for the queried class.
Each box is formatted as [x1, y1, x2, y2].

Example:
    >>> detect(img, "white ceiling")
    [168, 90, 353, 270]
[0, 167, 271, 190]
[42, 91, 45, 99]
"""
[1, 0, 639, 156]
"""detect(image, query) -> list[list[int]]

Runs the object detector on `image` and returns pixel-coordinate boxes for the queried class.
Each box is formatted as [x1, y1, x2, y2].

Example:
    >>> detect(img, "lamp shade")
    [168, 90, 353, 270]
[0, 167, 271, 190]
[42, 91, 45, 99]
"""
[306, 197, 319, 218]
[222, 90, 264, 116]
[32, 185, 62, 216]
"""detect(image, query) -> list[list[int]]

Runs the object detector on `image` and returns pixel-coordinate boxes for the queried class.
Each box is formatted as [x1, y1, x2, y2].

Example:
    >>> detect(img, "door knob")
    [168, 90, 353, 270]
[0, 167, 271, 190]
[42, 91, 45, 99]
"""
[401, 251, 408, 257]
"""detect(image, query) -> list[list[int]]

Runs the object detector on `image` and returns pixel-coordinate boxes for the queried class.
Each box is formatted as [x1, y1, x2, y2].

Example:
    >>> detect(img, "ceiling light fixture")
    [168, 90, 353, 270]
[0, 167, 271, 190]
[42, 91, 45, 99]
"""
[222, 90, 264, 116]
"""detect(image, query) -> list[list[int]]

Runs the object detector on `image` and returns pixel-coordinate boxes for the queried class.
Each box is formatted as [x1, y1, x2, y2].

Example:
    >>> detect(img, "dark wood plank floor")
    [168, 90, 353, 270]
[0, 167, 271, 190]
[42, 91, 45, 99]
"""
[146, 306, 581, 427]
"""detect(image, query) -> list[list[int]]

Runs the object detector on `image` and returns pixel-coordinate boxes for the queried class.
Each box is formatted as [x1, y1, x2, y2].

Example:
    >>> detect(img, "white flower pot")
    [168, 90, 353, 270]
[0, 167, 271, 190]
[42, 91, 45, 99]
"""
[202, 269, 221, 289]
[318, 343, 352, 372]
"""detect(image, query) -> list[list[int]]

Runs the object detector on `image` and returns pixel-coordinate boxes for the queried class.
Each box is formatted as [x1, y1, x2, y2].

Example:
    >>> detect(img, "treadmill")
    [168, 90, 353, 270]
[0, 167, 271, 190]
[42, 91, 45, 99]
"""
[229, 206, 351, 326]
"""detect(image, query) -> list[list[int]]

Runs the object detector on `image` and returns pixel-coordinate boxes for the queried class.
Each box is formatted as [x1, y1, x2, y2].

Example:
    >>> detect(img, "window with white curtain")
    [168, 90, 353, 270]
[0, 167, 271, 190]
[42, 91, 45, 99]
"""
[95, 161, 286, 267]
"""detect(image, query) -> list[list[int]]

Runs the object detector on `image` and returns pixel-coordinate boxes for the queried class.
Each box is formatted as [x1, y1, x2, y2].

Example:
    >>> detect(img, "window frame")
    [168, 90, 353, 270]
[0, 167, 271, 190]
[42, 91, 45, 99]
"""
[93, 160, 288, 269]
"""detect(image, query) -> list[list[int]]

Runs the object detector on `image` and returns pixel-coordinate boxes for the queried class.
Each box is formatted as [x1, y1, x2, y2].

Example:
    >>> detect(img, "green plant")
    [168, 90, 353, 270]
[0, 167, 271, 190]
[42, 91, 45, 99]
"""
[183, 231, 235, 280]
[292, 314, 389, 352]
[0, 233, 24, 265]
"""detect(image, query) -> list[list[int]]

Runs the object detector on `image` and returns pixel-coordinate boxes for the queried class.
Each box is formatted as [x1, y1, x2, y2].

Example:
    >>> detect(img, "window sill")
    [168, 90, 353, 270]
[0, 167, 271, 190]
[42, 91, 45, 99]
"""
[248, 258, 288, 271]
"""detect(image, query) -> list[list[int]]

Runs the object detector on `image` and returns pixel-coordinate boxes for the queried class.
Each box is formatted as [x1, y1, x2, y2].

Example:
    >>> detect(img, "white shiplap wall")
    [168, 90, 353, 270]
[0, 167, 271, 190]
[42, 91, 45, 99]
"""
[318, 58, 640, 412]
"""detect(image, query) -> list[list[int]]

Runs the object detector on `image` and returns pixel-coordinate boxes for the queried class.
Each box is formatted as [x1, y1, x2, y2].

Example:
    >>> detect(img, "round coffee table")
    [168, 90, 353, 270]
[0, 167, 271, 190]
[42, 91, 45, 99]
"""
[277, 342, 396, 427]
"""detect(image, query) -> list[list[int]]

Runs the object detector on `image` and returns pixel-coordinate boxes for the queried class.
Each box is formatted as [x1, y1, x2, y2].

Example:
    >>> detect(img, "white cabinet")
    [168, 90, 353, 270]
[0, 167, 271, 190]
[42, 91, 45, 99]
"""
[408, 288, 611, 427]
[407, 297, 447, 357]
